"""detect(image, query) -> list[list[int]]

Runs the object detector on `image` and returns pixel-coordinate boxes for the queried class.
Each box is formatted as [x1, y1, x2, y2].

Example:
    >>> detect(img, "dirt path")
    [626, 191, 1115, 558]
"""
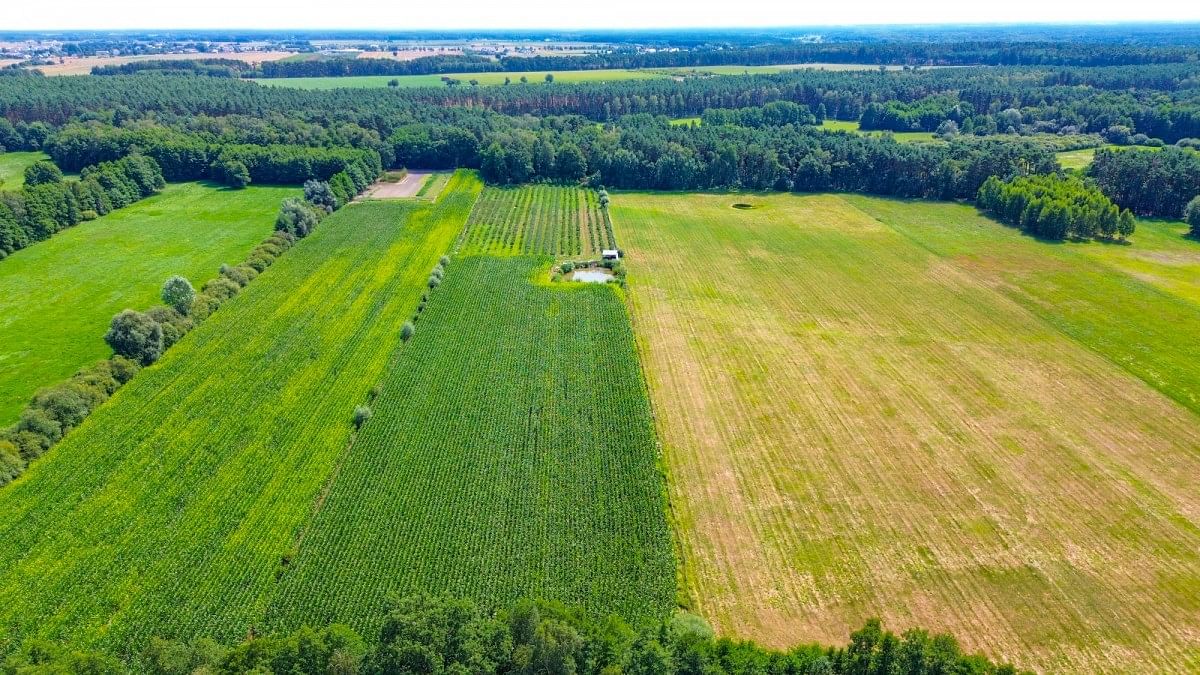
[362, 172, 430, 199]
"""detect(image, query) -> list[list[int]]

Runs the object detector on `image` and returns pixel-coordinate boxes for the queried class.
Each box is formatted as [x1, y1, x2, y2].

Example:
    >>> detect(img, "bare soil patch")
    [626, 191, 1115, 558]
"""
[361, 172, 431, 200]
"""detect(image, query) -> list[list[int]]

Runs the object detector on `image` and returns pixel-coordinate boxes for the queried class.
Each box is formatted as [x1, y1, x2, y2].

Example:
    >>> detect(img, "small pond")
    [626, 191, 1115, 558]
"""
[570, 269, 614, 283]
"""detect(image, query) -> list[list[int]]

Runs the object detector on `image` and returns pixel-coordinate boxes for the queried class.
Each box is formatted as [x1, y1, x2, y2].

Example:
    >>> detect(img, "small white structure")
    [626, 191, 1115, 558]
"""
[602, 249, 620, 261]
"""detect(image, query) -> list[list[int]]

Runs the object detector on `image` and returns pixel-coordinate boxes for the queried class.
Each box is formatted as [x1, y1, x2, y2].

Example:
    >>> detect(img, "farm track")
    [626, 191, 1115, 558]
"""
[614, 191, 1200, 673]
[0, 172, 482, 657]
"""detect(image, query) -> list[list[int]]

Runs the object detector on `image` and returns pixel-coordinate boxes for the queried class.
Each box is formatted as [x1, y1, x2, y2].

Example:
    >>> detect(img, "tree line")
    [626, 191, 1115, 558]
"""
[0, 155, 163, 259]
[1, 593, 1030, 674]
[1087, 147, 1200, 218]
[976, 174, 1135, 241]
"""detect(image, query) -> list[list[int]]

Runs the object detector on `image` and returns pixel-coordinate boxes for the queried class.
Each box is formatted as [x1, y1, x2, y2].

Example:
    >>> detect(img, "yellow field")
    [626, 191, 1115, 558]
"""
[613, 192, 1200, 673]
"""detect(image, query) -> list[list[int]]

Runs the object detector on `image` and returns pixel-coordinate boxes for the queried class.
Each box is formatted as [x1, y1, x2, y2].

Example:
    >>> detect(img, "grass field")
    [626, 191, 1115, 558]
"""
[457, 184, 613, 256]
[612, 191, 1200, 673]
[0, 173, 480, 657]
[264, 255, 675, 635]
[0, 182, 293, 426]
[252, 68, 666, 89]
[0, 151, 49, 189]
[820, 118, 939, 143]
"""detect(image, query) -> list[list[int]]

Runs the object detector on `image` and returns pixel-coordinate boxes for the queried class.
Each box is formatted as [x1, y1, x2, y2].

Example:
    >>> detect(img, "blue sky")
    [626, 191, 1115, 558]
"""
[8, 0, 1200, 31]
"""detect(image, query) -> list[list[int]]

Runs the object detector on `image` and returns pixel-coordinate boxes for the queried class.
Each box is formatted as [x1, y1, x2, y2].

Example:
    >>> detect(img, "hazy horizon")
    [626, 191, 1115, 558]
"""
[6, 0, 1200, 32]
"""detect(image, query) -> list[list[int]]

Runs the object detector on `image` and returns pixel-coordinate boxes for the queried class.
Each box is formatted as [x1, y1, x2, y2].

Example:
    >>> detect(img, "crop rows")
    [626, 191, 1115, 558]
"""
[263, 255, 675, 636]
[457, 185, 613, 256]
[0, 172, 482, 656]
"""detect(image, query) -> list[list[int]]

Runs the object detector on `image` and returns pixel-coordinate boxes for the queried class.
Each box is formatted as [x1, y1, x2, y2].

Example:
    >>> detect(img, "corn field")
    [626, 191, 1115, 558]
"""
[457, 185, 615, 256]
[263, 255, 675, 636]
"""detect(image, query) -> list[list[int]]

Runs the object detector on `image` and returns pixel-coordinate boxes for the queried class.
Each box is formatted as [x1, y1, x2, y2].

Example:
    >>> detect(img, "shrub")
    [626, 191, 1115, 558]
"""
[212, 158, 251, 188]
[400, 321, 415, 342]
[304, 179, 337, 212]
[0, 440, 24, 486]
[190, 293, 223, 321]
[439, 255, 450, 266]
[427, 275, 441, 289]
[1185, 196, 1200, 236]
[353, 406, 372, 429]
[161, 275, 196, 314]
[145, 305, 194, 349]
[202, 276, 241, 301]
[560, 261, 575, 274]
[275, 197, 320, 238]
[221, 264, 257, 287]
[104, 309, 164, 365]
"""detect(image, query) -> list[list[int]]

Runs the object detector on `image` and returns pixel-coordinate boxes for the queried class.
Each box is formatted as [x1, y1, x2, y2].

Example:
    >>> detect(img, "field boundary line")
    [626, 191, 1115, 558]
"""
[608, 204, 693, 611]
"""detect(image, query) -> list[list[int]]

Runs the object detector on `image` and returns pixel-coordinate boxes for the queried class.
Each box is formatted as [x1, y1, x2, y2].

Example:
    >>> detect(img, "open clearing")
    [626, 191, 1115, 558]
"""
[0, 182, 292, 426]
[0, 151, 49, 189]
[360, 171, 432, 199]
[264, 255, 674, 635]
[820, 118, 940, 143]
[251, 68, 668, 89]
[0, 173, 479, 657]
[613, 191, 1200, 673]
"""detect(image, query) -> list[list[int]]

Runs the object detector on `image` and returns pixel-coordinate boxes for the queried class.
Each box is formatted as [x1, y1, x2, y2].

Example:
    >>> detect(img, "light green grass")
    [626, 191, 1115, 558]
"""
[0, 151, 49, 189]
[0, 182, 294, 426]
[820, 118, 939, 143]
[252, 68, 666, 89]
[0, 173, 480, 658]
[614, 191, 1200, 673]
[669, 117, 701, 127]
[1054, 145, 1119, 169]
[264, 255, 675, 635]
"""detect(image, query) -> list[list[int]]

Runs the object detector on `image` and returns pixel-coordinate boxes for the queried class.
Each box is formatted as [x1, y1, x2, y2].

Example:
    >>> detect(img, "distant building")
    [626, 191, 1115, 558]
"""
[602, 249, 620, 260]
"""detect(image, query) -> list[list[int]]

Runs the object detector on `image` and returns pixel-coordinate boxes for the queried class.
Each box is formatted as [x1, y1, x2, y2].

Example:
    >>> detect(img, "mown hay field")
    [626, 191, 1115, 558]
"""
[457, 184, 614, 256]
[0, 182, 294, 425]
[0, 173, 480, 657]
[612, 191, 1200, 673]
[265, 255, 675, 635]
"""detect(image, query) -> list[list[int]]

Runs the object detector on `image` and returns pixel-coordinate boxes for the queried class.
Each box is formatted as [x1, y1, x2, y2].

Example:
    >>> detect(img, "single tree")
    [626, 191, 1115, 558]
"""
[23, 160, 63, 187]
[161, 275, 196, 314]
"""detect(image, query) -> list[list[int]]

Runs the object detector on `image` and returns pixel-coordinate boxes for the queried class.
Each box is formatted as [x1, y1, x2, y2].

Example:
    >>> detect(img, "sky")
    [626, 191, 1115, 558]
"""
[6, 0, 1200, 31]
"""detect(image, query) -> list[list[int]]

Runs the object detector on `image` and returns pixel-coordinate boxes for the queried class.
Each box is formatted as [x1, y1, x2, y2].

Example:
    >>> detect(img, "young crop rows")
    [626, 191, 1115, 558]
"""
[457, 185, 615, 256]
[263, 255, 675, 636]
[0, 172, 482, 656]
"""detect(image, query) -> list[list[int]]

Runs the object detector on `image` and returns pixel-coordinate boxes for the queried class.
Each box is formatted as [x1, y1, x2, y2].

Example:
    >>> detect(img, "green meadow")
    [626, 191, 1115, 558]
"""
[0, 182, 293, 425]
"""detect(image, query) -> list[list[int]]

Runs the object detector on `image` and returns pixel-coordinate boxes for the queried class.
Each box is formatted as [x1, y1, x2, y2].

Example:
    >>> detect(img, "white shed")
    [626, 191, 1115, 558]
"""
[602, 249, 620, 261]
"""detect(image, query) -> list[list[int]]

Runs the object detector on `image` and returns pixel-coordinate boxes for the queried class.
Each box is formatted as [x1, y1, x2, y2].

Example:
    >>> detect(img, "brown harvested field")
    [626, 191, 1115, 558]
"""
[361, 171, 432, 199]
[612, 191, 1200, 674]
[33, 51, 295, 76]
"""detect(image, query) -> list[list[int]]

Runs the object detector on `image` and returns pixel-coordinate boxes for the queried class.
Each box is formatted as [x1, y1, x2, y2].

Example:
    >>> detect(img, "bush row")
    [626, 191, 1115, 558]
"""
[0, 155, 164, 259]
[0, 177, 374, 489]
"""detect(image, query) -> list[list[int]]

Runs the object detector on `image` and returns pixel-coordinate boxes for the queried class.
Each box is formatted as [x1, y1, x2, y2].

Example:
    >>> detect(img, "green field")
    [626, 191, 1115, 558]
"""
[0, 182, 293, 426]
[252, 68, 666, 89]
[0, 173, 479, 655]
[669, 117, 701, 127]
[264, 255, 674, 635]
[457, 184, 613, 256]
[612, 191, 1200, 673]
[820, 118, 939, 143]
[0, 151, 49, 189]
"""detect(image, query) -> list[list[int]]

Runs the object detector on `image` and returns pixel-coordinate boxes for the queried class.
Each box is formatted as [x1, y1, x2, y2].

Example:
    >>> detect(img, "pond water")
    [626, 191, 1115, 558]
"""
[571, 269, 614, 283]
